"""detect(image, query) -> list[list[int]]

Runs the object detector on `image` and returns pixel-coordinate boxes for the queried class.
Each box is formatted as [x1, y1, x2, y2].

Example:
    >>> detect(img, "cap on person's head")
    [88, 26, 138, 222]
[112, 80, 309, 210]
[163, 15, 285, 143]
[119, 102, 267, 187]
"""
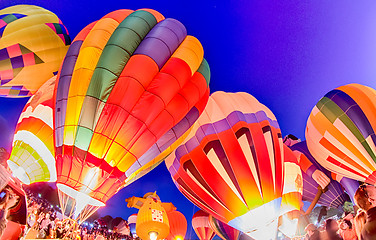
[305, 223, 317, 232]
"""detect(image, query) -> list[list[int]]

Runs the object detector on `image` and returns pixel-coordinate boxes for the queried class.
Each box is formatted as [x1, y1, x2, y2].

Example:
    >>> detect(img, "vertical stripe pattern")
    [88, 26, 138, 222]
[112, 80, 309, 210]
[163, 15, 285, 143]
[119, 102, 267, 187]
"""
[165, 91, 283, 236]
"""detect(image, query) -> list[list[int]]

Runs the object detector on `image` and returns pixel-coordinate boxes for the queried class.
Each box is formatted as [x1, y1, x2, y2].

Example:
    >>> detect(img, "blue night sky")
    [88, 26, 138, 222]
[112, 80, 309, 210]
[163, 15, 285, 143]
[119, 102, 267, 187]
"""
[1, 0, 376, 238]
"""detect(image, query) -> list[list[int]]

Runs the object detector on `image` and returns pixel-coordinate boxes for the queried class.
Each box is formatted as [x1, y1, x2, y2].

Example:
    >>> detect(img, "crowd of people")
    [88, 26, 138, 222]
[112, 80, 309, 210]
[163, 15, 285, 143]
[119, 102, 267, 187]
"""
[303, 215, 358, 240]
[303, 183, 376, 240]
[3, 179, 376, 239]
[23, 189, 132, 239]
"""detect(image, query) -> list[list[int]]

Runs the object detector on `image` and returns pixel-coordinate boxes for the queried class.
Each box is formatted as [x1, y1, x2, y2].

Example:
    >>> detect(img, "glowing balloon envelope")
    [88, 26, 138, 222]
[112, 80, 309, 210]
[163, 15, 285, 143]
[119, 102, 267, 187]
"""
[136, 195, 170, 240]
[54, 8, 210, 222]
[208, 215, 240, 240]
[166, 210, 187, 240]
[7, 76, 56, 184]
[280, 144, 303, 215]
[0, 5, 70, 97]
[291, 141, 351, 208]
[128, 213, 137, 237]
[277, 145, 303, 238]
[306, 83, 376, 184]
[166, 91, 284, 240]
[331, 173, 359, 204]
[192, 210, 216, 240]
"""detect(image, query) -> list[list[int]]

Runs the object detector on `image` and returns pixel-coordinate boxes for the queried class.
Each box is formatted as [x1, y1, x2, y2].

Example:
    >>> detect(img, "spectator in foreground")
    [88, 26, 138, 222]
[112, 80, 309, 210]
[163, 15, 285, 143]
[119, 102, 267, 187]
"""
[0, 188, 19, 238]
[354, 183, 376, 239]
[305, 223, 321, 240]
[353, 209, 366, 240]
[321, 218, 342, 240]
[339, 219, 357, 240]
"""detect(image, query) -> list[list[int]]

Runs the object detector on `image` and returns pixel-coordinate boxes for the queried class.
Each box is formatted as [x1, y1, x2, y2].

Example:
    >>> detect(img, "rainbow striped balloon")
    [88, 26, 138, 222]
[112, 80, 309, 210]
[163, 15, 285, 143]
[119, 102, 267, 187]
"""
[53, 9, 210, 221]
[306, 83, 376, 184]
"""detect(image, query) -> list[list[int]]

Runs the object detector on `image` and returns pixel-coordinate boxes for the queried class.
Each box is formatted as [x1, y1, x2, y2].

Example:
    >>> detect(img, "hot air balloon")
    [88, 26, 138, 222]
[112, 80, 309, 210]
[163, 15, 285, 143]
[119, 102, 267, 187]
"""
[277, 144, 308, 238]
[192, 210, 216, 240]
[135, 193, 170, 240]
[291, 141, 353, 208]
[208, 215, 240, 240]
[277, 145, 303, 238]
[306, 83, 376, 184]
[284, 135, 331, 190]
[166, 210, 187, 240]
[54, 8, 210, 223]
[112, 218, 130, 236]
[284, 134, 359, 204]
[280, 144, 303, 215]
[7, 76, 56, 184]
[128, 214, 138, 238]
[0, 5, 70, 97]
[126, 192, 176, 240]
[302, 171, 350, 209]
[331, 173, 359, 204]
[165, 91, 284, 240]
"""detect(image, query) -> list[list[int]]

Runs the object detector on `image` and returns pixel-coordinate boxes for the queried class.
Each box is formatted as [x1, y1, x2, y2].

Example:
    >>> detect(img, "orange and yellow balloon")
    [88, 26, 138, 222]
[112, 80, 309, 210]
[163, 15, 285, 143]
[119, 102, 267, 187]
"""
[166, 210, 187, 240]
[306, 84, 376, 184]
[0, 5, 70, 97]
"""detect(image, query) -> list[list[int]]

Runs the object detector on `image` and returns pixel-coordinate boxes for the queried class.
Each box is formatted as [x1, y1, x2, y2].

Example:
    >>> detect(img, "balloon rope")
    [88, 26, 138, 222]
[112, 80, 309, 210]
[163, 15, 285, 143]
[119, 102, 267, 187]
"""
[76, 204, 101, 224]
[68, 196, 75, 219]
[58, 188, 76, 220]
[304, 186, 326, 215]
[58, 189, 69, 220]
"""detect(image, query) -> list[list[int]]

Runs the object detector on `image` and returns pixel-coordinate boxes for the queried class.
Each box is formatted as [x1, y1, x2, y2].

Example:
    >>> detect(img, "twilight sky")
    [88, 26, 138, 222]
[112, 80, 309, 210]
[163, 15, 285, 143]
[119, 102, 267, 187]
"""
[1, 0, 376, 238]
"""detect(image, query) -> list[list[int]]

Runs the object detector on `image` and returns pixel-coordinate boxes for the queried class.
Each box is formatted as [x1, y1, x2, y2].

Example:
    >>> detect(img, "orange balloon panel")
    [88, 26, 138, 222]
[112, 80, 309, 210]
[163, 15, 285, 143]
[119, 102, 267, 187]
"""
[166, 91, 284, 238]
[53, 8, 210, 208]
[166, 210, 187, 240]
[280, 144, 303, 216]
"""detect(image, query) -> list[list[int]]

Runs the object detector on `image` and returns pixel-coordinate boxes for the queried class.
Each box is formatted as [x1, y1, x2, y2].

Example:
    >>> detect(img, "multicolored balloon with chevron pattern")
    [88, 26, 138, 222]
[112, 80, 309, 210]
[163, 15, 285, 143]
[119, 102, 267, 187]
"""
[0, 5, 70, 97]
[306, 83, 376, 184]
